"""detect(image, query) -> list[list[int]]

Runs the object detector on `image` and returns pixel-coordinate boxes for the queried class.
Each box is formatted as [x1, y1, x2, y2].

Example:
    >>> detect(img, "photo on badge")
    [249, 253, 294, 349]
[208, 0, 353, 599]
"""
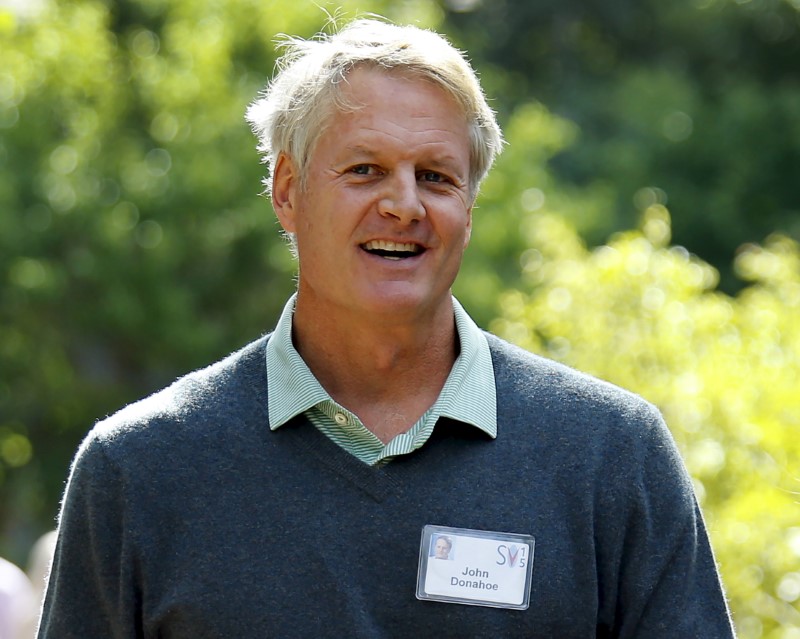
[430, 534, 455, 561]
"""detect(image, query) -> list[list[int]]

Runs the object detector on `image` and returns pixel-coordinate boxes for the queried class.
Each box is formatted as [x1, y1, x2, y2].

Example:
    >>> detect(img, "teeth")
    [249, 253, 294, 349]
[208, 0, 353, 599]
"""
[362, 240, 421, 254]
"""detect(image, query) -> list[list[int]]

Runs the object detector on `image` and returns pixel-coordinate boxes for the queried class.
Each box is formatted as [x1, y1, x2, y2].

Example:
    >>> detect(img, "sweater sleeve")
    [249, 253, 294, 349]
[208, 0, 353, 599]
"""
[601, 406, 736, 638]
[37, 430, 143, 639]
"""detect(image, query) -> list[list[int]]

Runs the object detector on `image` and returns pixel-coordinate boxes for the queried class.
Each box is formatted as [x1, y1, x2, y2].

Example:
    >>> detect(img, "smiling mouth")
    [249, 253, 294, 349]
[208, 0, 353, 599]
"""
[361, 240, 424, 260]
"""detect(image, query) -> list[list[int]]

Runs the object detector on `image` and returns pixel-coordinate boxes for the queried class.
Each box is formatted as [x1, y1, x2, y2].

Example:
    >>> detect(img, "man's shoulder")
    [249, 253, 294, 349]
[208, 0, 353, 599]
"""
[484, 331, 661, 428]
[88, 334, 271, 451]
[483, 332, 682, 489]
[485, 331, 638, 395]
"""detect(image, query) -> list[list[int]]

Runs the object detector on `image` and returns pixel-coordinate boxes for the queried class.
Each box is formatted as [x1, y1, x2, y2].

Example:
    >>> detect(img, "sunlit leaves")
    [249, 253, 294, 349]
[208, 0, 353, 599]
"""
[493, 210, 800, 638]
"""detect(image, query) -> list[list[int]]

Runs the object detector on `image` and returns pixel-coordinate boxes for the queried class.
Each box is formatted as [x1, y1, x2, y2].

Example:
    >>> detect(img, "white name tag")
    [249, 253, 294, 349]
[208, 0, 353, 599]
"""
[416, 525, 535, 610]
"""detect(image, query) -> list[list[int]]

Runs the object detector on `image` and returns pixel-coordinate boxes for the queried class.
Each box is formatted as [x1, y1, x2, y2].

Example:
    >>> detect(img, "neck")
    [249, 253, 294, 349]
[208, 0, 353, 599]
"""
[291, 293, 459, 442]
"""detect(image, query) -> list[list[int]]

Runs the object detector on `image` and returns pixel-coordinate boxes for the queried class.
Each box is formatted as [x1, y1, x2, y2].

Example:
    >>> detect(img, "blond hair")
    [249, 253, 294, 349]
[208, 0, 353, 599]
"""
[245, 18, 504, 202]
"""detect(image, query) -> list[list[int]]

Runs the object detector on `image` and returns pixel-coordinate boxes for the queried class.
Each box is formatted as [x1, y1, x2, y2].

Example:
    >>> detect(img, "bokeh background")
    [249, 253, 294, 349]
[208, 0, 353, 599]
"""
[1, 0, 799, 636]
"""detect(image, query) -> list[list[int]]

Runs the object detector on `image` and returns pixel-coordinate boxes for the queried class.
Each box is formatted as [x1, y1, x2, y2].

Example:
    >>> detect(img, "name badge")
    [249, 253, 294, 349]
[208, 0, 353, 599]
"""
[416, 525, 535, 610]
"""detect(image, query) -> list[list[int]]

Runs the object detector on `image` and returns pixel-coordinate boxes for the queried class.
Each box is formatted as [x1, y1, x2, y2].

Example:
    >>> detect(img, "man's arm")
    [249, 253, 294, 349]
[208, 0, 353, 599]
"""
[37, 432, 142, 639]
[601, 408, 736, 638]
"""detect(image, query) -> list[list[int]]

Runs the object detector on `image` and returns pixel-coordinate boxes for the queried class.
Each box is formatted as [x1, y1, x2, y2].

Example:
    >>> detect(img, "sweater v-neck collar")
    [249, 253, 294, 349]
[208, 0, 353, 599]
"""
[279, 414, 405, 503]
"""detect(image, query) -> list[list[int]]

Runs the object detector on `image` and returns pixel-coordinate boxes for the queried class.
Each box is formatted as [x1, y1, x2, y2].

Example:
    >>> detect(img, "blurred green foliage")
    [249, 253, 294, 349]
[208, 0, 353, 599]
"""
[0, 0, 443, 562]
[444, 0, 800, 293]
[2, 0, 799, 636]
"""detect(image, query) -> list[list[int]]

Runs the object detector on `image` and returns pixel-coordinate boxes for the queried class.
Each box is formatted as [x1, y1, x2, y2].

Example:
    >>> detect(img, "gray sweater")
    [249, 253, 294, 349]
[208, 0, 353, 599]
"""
[38, 333, 735, 638]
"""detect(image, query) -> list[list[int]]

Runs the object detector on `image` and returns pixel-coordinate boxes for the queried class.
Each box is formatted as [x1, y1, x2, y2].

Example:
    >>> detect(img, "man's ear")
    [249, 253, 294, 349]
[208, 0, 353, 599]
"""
[272, 153, 298, 234]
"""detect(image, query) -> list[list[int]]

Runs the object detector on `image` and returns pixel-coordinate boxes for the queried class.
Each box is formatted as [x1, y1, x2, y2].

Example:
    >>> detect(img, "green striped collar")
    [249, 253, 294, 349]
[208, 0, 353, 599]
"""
[266, 295, 497, 456]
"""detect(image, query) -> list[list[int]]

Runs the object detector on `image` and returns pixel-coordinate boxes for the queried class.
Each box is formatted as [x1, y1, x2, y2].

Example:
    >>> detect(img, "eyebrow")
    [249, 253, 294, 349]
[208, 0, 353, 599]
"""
[340, 144, 379, 159]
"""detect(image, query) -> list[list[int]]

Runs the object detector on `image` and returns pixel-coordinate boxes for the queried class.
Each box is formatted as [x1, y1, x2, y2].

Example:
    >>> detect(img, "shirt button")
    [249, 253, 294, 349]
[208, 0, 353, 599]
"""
[334, 413, 348, 425]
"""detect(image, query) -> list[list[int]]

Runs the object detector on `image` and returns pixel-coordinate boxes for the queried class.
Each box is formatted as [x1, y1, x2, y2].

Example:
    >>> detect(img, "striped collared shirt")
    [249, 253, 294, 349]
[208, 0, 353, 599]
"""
[266, 295, 497, 465]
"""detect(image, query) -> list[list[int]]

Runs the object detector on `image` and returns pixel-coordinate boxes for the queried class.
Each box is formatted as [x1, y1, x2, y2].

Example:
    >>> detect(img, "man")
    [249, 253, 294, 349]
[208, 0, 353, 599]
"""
[38, 19, 735, 638]
[434, 536, 453, 560]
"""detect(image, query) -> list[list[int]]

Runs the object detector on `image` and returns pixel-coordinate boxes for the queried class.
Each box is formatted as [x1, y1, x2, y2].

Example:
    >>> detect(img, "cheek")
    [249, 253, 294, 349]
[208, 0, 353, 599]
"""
[452, 215, 472, 251]
[293, 204, 323, 238]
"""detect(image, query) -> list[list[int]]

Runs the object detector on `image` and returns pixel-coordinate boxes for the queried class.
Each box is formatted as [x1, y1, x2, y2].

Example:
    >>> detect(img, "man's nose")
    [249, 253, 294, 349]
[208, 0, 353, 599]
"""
[377, 170, 426, 224]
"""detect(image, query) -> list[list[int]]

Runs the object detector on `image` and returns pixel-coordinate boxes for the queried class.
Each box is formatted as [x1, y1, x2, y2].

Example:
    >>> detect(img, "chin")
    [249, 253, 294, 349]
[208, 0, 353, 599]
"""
[358, 288, 447, 317]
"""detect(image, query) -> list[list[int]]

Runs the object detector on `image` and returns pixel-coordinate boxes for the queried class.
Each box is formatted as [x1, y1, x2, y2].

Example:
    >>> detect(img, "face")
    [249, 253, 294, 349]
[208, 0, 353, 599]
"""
[435, 538, 451, 559]
[272, 67, 473, 322]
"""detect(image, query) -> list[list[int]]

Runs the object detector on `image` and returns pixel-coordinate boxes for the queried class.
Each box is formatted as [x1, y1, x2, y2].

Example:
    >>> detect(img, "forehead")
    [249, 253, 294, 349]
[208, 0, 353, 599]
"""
[337, 65, 462, 112]
[312, 67, 471, 163]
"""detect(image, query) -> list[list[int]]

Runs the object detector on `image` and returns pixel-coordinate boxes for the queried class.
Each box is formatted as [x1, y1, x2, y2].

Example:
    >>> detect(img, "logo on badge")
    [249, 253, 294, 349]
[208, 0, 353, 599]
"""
[496, 543, 526, 568]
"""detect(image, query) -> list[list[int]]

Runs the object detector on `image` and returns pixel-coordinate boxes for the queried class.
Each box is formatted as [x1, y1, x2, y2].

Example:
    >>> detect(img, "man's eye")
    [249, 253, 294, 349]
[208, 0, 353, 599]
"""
[420, 171, 446, 183]
[350, 165, 372, 175]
